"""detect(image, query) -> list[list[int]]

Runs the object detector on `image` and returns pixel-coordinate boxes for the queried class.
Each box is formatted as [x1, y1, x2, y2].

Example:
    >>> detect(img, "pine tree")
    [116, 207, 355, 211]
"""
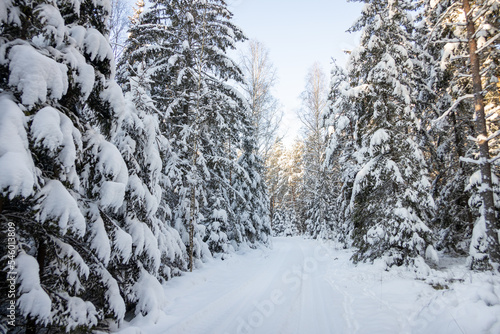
[347, 0, 435, 266]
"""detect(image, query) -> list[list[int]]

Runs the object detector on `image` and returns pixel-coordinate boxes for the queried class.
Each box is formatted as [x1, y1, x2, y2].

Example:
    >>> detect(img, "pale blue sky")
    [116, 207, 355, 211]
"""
[228, 0, 363, 145]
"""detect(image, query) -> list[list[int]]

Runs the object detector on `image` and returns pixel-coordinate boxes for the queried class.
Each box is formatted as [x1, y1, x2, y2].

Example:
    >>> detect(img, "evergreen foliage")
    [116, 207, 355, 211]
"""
[1, 0, 500, 331]
[0, 0, 130, 330]
[0, 0, 272, 331]
[334, 0, 436, 266]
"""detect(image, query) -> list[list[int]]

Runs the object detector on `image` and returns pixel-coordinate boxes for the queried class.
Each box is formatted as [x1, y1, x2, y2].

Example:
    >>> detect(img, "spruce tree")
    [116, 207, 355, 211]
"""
[114, 61, 188, 318]
[232, 125, 272, 247]
[127, 0, 248, 268]
[347, 0, 435, 266]
[0, 0, 131, 331]
[321, 61, 357, 245]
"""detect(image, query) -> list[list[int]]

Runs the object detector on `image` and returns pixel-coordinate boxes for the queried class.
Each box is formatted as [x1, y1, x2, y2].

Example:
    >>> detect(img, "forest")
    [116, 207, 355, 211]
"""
[0, 0, 499, 333]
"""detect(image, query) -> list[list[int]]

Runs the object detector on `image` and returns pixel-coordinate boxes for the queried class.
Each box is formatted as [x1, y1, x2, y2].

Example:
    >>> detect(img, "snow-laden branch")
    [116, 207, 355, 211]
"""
[460, 152, 500, 165]
[486, 106, 500, 120]
[432, 38, 469, 43]
[489, 155, 500, 164]
[465, 130, 500, 145]
[467, 135, 477, 142]
[485, 130, 500, 143]
[432, 94, 474, 126]
[209, 171, 247, 202]
[476, 32, 500, 55]
[459, 157, 482, 165]
[424, 2, 461, 49]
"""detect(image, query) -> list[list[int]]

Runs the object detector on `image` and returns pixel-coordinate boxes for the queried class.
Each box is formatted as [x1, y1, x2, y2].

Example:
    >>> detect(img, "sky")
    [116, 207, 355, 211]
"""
[228, 0, 363, 147]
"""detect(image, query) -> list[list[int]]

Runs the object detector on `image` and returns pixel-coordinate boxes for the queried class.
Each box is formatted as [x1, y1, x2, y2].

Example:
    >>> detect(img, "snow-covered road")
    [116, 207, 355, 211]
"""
[118, 237, 500, 334]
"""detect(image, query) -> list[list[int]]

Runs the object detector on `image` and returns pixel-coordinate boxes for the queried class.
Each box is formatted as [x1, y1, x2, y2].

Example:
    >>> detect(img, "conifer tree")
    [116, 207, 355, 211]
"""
[320, 61, 357, 244]
[232, 125, 272, 247]
[347, 0, 435, 266]
[417, 0, 477, 256]
[127, 0, 248, 269]
[0, 0, 131, 331]
[423, 0, 500, 270]
[114, 58, 188, 317]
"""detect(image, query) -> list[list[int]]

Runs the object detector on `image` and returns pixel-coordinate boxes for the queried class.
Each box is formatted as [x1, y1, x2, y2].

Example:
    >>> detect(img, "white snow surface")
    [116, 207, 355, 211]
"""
[31, 106, 82, 187]
[114, 237, 500, 334]
[0, 95, 35, 198]
[16, 253, 52, 324]
[8, 44, 68, 105]
[35, 180, 86, 237]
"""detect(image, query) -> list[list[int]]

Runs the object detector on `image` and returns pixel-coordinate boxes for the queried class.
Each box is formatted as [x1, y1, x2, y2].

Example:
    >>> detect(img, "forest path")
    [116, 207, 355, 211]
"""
[118, 237, 475, 334]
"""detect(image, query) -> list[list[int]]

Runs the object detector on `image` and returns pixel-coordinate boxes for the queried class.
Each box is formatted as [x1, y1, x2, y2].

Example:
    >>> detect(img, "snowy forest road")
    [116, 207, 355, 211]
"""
[118, 237, 488, 334]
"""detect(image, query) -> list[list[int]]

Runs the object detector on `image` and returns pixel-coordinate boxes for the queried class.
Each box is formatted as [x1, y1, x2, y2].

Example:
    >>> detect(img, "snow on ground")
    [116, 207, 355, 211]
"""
[115, 237, 500, 334]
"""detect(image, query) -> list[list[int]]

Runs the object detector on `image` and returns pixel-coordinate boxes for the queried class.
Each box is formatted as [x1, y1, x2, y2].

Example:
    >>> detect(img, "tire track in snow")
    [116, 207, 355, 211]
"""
[160, 239, 305, 334]
[125, 238, 425, 334]
[271, 240, 349, 334]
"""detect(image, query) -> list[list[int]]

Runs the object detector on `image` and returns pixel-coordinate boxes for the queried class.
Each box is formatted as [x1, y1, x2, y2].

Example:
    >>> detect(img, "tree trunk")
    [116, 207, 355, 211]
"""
[189, 186, 195, 272]
[463, 0, 500, 268]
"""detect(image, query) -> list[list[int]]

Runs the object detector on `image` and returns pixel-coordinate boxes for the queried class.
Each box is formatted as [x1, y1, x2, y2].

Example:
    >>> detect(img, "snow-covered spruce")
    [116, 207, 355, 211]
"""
[232, 126, 272, 247]
[115, 34, 189, 319]
[318, 61, 357, 246]
[0, 0, 152, 331]
[118, 0, 270, 270]
[344, 0, 436, 267]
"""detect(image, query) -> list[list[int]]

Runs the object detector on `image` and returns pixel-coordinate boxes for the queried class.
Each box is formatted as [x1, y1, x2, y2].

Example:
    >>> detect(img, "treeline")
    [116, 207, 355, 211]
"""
[0, 0, 270, 332]
[271, 0, 499, 270]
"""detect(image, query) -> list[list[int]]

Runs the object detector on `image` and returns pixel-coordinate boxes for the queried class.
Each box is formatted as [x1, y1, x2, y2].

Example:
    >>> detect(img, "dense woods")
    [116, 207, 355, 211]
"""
[272, 0, 500, 272]
[0, 0, 498, 332]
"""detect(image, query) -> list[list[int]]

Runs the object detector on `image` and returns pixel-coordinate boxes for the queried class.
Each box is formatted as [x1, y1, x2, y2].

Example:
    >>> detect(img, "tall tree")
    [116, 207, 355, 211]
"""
[461, 0, 500, 270]
[135, 0, 248, 270]
[417, 0, 476, 256]
[424, 0, 500, 270]
[298, 63, 330, 238]
[320, 60, 357, 244]
[240, 40, 283, 161]
[347, 0, 435, 266]
[232, 124, 272, 247]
